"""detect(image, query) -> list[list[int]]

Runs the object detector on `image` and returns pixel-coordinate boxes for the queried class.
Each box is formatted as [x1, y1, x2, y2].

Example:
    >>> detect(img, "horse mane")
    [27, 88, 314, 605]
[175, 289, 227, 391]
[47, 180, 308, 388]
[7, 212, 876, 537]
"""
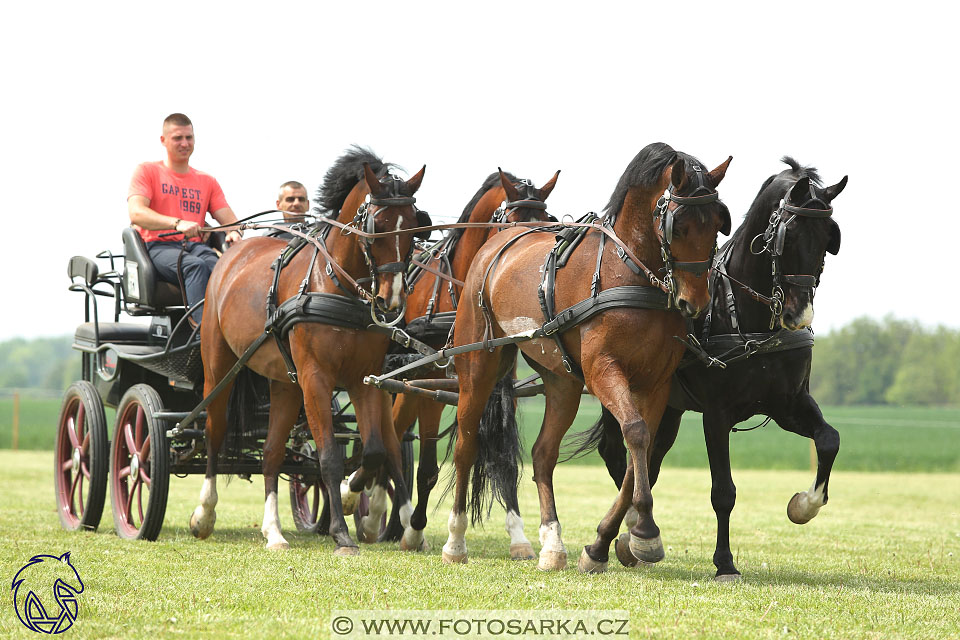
[445, 170, 519, 262]
[602, 142, 682, 217]
[314, 145, 399, 217]
[741, 156, 824, 224]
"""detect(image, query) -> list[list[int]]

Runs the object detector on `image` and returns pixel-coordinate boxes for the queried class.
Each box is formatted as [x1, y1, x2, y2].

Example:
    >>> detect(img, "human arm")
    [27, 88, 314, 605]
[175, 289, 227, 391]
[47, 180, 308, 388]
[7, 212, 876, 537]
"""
[128, 195, 202, 239]
[211, 207, 242, 245]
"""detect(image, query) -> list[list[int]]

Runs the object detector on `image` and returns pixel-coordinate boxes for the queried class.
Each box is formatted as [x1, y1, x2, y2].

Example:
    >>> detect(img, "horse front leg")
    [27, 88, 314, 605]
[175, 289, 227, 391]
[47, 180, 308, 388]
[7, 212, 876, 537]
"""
[702, 411, 739, 580]
[339, 385, 388, 518]
[623, 405, 685, 532]
[261, 380, 303, 550]
[775, 393, 840, 525]
[301, 371, 358, 555]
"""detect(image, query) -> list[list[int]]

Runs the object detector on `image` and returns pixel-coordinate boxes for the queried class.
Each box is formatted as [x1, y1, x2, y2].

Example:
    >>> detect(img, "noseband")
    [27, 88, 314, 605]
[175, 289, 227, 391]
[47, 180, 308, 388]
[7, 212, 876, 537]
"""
[750, 181, 833, 327]
[654, 165, 720, 305]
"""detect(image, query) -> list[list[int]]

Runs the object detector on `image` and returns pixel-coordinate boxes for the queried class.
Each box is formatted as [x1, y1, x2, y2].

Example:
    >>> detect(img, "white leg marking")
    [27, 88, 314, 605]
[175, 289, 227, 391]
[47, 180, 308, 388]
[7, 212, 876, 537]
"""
[261, 491, 289, 550]
[442, 510, 468, 560]
[788, 480, 827, 524]
[399, 501, 424, 550]
[360, 484, 388, 541]
[538, 521, 566, 554]
[191, 477, 218, 537]
[505, 510, 532, 546]
[340, 470, 362, 516]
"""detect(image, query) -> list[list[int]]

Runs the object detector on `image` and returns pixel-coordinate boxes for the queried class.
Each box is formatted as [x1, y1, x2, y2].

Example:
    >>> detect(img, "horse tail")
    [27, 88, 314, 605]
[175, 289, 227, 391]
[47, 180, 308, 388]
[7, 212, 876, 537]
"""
[223, 368, 264, 468]
[562, 406, 628, 490]
[441, 376, 523, 525]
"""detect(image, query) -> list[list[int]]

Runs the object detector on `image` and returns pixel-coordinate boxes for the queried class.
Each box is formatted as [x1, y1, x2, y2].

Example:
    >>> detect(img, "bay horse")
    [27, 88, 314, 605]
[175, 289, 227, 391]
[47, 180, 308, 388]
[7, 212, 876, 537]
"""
[194, 146, 430, 555]
[443, 143, 732, 570]
[576, 157, 846, 579]
[371, 168, 557, 554]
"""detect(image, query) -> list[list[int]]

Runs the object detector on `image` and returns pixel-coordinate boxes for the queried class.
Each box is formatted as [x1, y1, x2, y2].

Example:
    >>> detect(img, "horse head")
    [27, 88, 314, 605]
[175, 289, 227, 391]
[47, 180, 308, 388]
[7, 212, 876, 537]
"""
[657, 154, 733, 318]
[12, 552, 84, 633]
[357, 162, 431, 315]
[497, 168, 560, 223]
[768, 170, 847, 330]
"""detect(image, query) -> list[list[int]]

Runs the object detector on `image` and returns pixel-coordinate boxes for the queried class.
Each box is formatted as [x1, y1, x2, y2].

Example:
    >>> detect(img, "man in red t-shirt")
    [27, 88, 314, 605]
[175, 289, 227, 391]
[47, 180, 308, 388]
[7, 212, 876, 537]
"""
[127, 113, 242, 323]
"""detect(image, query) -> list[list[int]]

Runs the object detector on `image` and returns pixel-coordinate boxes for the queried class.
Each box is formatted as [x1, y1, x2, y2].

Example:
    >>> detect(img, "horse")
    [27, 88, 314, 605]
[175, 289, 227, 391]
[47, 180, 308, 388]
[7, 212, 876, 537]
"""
[368, 168, 558, 554]
[443, 142, 732, 570]
[193, 146, 431, 555]
[575, 157, 846, 579]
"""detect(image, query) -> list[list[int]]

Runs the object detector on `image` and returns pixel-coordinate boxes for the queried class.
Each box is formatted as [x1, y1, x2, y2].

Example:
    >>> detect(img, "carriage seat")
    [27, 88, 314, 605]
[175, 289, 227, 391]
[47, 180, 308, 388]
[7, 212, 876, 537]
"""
[121, 227, 184, 313]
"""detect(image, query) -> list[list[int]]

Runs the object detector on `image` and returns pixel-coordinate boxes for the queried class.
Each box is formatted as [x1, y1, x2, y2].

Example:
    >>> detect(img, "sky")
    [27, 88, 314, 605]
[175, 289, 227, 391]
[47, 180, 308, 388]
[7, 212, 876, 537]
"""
[1, 1, 957, 340]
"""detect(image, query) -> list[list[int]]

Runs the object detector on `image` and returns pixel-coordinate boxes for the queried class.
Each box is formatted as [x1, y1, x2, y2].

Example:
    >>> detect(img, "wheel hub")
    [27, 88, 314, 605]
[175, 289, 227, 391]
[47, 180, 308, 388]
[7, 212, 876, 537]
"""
[130, 453, 140, 479]
[72, 447, 81, 471]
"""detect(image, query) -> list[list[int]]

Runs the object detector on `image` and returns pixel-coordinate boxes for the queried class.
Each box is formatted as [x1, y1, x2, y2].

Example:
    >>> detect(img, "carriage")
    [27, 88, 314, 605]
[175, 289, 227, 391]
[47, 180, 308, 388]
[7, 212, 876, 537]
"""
[55, 227, 414, 541]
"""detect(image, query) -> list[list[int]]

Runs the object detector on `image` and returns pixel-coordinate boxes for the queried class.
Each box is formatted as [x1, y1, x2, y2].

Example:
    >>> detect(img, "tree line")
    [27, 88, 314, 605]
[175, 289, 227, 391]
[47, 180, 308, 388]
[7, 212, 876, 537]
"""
[0, 315, 957, 405]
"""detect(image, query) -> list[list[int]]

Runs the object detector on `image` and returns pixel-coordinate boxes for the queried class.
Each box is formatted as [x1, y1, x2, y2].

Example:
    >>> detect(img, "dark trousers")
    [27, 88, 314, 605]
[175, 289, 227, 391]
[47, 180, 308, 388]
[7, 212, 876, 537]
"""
[146, 241, 219, 322]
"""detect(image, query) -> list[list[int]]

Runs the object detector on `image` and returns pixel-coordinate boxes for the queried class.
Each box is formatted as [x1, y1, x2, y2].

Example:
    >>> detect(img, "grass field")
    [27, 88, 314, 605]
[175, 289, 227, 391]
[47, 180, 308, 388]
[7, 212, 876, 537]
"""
[1, 450, 958, 639]
[3, 396, 958, 472]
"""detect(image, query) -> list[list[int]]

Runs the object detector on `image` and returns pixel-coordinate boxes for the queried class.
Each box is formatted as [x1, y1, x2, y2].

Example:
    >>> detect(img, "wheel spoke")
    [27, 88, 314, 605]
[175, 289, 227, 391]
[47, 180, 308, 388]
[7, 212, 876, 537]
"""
[67, 417, 80, 449]
[135, 405, 145, 448]
[124, 422, 137, 455]
[70, 468, 81, 514]
[76, 402, 86, 439]
[81, 431, 90, 455]
[81, 460, 90, 480]
[125, 477, 138, 525]
[139, 434, 151, 461]
[119, 465, 131, 480]
[77, 472, 85, 515]
[62, 459, 73, 472]
[136, 477, 145, 523]
[140, 467, 151, 487]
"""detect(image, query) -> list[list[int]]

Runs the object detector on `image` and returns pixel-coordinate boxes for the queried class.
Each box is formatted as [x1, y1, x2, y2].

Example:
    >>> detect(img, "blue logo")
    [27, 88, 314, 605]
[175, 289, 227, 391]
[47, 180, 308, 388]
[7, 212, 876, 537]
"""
[11, 552, 83, 634]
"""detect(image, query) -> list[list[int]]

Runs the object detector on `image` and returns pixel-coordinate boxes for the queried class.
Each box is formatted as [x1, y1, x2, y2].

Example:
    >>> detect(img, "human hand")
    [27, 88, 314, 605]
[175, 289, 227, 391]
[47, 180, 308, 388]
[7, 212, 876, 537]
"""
[225, 229, 243, 246]
[175, 219, 202, 239]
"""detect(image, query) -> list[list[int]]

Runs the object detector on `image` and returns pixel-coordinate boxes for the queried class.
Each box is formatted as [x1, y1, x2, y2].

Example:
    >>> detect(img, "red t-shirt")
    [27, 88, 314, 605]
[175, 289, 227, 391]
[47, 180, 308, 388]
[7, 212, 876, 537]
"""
[128, 161, 230, 242]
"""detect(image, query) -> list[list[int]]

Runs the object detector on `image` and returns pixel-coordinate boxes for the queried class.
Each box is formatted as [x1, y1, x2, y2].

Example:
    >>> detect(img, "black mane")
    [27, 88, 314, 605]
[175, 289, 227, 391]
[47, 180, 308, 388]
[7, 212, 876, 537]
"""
[445, 170, 519, 261]
[603, 142, 695, 217]
[741, 157, 823, 226]
[315, 145, 399, 217]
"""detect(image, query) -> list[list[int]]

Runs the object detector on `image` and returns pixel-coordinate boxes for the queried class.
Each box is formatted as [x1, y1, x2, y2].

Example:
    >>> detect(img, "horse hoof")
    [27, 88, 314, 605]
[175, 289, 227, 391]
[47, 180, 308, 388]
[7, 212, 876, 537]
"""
[400, 535, 429, 552]
[510, 543, 536, 561]
[628, 533, 665, 564]
[715, 572, 742, 583]
[358, 517, 379, 544]
[441, 550, 468, 564]
[266, 540, 290, 551]
[537, 550, 567, 571]
[787, 492, 819, 524]
[614, 533, 640, 567]
[577, 548, 607, 574]
[334, 545, 360, 557]
[341, 482, 360, 516]
[189, 510, 215, 539]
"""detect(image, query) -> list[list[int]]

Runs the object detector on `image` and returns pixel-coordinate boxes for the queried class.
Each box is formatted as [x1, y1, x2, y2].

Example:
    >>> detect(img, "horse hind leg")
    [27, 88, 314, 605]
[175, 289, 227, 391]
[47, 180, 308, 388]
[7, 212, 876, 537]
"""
[261, 380, 303, 550]
[399, 398, 443, 552]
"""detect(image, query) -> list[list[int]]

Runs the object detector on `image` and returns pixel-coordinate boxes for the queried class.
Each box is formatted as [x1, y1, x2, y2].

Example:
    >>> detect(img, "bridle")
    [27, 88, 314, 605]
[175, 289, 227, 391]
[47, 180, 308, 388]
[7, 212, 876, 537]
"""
[748, 181, 833, 328]
[492, 179, 549, 223]
[349, 175, 425, 327]
[653, 165, 721, 307]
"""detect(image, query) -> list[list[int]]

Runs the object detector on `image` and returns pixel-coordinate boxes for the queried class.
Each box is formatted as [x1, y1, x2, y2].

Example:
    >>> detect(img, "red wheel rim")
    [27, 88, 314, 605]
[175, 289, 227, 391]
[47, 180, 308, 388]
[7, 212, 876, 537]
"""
[56, 396, 91, 527]
[112, 400, 152, 537]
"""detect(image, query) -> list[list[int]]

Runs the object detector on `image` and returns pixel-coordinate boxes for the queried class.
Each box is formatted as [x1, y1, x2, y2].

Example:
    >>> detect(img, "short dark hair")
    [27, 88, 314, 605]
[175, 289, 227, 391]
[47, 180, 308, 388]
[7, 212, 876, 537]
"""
[163, 113, 193, 128]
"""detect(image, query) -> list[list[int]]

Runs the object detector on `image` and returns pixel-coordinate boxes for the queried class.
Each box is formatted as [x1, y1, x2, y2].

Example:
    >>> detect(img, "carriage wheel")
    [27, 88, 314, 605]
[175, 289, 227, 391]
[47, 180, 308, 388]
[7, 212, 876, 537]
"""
[356, 435, 416, 542]
[289, 441, 326, 533]
[54, 381, 109, 531]
[110, 384, 170, 541]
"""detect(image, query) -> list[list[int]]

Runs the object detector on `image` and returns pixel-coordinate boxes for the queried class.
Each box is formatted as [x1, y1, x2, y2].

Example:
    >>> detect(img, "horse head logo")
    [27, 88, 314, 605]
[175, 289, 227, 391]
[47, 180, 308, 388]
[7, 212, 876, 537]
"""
[11, 552, 84, 634]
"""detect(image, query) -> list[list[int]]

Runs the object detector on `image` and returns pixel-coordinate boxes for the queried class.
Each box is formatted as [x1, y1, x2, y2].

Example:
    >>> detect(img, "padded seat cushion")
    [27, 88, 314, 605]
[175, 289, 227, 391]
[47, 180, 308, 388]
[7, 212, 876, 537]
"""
[75, 322, 152, 345]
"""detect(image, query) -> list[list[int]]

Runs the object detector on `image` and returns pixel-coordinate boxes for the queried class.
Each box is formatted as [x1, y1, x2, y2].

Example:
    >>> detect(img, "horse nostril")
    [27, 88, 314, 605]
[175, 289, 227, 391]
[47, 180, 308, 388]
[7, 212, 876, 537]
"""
[679, 299, 702, 319]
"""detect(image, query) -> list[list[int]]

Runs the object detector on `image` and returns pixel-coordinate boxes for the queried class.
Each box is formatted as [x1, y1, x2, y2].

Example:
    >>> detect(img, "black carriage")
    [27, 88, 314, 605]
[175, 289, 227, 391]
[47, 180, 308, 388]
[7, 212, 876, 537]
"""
[56, 229, 413, 541]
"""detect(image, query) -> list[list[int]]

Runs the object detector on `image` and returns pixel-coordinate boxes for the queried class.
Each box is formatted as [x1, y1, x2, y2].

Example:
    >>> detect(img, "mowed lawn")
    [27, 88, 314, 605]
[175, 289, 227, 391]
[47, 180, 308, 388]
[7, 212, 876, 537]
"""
[1, 450, 958, 639]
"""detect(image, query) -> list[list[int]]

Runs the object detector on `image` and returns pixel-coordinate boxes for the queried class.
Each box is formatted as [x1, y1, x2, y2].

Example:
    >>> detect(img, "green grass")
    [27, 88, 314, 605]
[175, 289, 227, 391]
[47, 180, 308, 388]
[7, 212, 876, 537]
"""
[1, 451, 958, 639]
[4, 396, 959, 472]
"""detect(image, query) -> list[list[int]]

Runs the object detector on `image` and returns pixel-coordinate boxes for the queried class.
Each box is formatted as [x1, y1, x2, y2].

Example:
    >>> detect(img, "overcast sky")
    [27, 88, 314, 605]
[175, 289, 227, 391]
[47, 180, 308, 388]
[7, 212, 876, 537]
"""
[1, 1, 956, 340]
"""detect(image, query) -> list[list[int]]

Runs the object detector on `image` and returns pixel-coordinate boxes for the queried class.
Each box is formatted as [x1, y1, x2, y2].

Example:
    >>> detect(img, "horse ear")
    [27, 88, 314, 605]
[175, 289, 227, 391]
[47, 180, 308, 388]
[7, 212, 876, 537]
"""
[788, 176, 811, 203]
[498, 167, 520, 202]
[538, 170, 561, 201]
[827, 219, 841, 255]
[708, 156, 733, 187]
[405, 165, 426, 195]
[363, 163, 384, 197]
[670, 157, 687, 190]
[718, 202, 732, 236]
[59, 552, 71, 564]
[824, 175, 848, 202]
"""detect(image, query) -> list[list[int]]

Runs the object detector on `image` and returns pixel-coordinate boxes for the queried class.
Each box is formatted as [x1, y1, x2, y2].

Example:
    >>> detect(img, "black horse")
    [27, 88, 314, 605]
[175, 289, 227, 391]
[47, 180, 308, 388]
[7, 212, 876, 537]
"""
[569, 157, 847, 580]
